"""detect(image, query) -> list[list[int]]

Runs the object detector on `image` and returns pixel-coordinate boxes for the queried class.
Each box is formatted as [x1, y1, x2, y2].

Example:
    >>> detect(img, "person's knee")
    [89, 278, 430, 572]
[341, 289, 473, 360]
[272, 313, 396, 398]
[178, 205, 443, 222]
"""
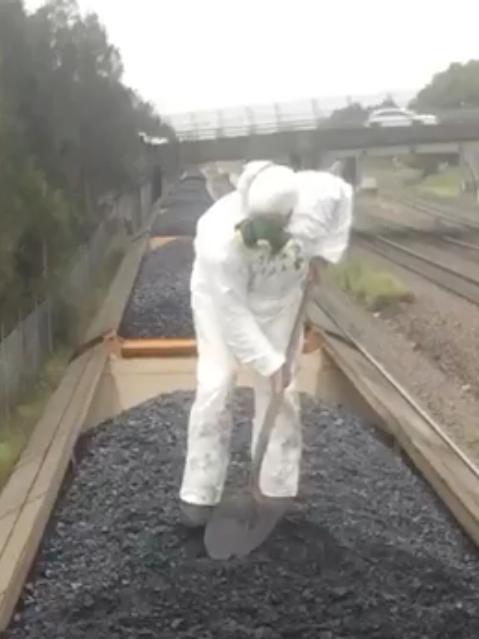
[196, 369, 235, 412]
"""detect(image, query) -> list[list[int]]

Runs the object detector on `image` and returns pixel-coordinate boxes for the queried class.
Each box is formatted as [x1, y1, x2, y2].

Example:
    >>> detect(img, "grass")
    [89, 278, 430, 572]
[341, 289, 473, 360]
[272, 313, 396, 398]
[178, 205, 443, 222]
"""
[417, 167, 464, 198]
[327, 257, 415, 312]
[0, 234, 127, 491]
[0, 348, 70, 489]
[361, 155, 469, 196]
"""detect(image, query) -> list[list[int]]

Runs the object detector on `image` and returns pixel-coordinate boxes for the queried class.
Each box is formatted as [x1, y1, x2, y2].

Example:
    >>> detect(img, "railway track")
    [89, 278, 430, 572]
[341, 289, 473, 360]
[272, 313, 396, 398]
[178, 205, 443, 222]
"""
[1, 173, 479, 637]
[404, 195, 479, 226]
[312, 295, 479, 477]
[356, 194, 479, 304]
[391, 195, 479, 253]
[385, 192, 479, 233]
[357, 208, 479, 249]
[357, 233, 479, 306]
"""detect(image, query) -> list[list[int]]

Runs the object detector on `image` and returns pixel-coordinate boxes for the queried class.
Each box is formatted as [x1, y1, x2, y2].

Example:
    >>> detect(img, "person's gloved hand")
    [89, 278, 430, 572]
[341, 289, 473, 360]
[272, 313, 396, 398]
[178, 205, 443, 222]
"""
[270, 363, 291, 395]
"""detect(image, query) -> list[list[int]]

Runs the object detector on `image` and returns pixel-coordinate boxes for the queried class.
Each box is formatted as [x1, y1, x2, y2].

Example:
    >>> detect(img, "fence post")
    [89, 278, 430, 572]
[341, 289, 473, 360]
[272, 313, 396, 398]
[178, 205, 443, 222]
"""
[43, 241, 53, 352]
[33, 299, 39, 375]
[136, 187, 142, 230]
[1, 324, 10, 423]
[86, 235, 94, 298]
[142, 182, 150, 225]
[18, 308, 24, 396]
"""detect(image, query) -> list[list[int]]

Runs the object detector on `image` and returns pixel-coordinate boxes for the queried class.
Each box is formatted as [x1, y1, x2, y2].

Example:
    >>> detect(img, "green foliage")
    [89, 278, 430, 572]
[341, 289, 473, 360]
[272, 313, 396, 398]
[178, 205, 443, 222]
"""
[0, 232, 126, 488]
[403, 153, 459, 179]
[417, 167, 464, 199]
[0, 440, 19, 489]
[0, 347, 70, 490]
[329, 102, 368, 126]
[412, 60, 479, 110]
[0, 0, 169, 329]
[328, 95, 398, 126]
[328, 258, 415, 312]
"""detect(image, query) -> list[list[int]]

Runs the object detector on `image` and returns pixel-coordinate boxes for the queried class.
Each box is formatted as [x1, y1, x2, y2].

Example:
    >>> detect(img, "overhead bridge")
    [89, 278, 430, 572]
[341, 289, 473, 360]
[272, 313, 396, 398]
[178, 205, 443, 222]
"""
[155, 100, 479, 174]
[159, 121, 479, 167]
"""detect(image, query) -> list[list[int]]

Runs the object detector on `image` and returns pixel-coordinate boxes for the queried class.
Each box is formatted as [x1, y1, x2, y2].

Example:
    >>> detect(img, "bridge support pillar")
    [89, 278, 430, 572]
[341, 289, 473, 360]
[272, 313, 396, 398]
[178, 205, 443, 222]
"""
[322, 153, 363, 188]
[297, 149, 323, 170]
[460, 143, 479, 202]
[342, 154, 363, 188]
[292, 149, 362, 188]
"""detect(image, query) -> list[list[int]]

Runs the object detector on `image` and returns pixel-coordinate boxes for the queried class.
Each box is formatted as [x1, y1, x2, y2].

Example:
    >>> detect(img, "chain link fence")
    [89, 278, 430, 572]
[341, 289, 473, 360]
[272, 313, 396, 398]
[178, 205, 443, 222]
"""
[0, 180, 153, 422]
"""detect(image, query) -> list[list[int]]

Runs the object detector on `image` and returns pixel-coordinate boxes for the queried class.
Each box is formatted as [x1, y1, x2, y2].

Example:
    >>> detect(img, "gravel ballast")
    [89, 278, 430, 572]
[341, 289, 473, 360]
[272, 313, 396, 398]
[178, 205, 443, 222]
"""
[119, 238, 194, 339]
[152, 173, 213, 237]
[353, 198, 479, 464]
[7, 390, 479, 639]
[342, 241, 479, 465]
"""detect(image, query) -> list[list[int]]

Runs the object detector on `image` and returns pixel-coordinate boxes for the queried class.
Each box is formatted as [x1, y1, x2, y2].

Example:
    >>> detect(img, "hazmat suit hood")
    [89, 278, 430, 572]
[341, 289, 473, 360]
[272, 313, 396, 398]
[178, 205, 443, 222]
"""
[236, 162, 352, 264]
[235, 162, 299, 255]
[237, 161, 298, 219]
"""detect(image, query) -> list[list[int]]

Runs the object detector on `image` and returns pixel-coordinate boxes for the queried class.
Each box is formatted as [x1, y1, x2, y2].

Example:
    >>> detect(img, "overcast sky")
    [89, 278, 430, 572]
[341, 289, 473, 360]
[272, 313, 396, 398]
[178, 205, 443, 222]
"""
[25, 0, 479, 115]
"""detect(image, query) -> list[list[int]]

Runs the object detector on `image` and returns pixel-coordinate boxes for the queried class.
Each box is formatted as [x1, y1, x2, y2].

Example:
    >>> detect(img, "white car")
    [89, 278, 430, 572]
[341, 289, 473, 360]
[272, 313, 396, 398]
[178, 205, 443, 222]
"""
[366, 108, 438, 128]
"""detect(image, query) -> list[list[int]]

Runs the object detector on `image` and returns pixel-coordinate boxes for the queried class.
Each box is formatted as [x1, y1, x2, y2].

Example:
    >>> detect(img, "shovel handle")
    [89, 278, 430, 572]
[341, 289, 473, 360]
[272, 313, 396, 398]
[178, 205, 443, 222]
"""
[250, 280, 313, 488]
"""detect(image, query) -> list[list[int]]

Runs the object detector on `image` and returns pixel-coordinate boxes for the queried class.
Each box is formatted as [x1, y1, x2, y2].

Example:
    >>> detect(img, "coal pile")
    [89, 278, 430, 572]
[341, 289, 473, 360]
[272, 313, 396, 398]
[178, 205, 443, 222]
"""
[119, 238, 194, 338]
[7, 390, 479, 639]
[152, 173, 213, 237]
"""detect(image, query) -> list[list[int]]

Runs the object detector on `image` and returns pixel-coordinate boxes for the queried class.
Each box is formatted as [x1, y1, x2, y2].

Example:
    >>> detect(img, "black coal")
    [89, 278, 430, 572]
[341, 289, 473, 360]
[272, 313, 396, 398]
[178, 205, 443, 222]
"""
[6, 390, 479, 639]
[119, 239, 194, 339]
[151, 174, 213, 237]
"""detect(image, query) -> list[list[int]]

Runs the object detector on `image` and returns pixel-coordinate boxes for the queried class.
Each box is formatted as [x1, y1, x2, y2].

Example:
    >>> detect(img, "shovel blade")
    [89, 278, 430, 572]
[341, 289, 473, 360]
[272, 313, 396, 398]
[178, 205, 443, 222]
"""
[204, 493, 290, 560]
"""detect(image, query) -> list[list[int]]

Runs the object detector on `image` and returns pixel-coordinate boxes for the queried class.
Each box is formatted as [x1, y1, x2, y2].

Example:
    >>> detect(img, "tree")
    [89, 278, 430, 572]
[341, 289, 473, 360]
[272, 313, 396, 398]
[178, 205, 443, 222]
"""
[412, 60, 479, 110]
[375, 94, 397, 109]
[0, 0, 171, 328]
[329, 102, 368, 126]
[328, 94, 399, 127]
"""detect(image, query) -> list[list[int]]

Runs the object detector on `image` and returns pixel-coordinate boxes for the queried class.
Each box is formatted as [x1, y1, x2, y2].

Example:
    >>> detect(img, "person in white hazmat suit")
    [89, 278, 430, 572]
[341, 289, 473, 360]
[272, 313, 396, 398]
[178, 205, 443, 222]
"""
[180, 161, 353, 526]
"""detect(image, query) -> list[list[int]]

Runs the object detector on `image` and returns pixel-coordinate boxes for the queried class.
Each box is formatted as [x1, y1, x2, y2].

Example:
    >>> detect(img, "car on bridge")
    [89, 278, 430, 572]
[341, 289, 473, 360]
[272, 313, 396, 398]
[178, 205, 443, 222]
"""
[366, 107, 438, 128]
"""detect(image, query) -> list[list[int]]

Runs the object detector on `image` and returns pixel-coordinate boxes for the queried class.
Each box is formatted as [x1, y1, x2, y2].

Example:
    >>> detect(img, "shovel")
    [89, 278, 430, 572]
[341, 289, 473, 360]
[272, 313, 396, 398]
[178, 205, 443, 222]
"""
[204, 281, 313, 560]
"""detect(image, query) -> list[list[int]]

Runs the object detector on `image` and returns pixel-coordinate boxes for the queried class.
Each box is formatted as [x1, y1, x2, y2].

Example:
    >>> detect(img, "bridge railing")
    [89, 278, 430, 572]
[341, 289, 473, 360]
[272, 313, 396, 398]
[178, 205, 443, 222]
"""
[168, 99, 328, 141]
[167, 103, 479, 143]
[174, 117, 327, 141]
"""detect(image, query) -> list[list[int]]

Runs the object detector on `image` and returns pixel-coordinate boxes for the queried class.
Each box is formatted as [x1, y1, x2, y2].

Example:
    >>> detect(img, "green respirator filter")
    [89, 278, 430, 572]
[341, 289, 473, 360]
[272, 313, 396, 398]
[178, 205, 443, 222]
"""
[235, 215, 291, 256]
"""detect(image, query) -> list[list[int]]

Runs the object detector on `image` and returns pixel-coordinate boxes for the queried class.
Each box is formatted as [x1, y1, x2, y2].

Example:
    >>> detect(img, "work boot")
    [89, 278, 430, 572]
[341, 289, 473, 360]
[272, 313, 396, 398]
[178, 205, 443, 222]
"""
[179, 501, 213, 529]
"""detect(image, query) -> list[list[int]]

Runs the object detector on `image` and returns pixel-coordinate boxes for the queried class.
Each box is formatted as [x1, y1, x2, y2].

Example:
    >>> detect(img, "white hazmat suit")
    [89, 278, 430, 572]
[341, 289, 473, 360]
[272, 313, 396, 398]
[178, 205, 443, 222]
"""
[180, 162, 353, 507]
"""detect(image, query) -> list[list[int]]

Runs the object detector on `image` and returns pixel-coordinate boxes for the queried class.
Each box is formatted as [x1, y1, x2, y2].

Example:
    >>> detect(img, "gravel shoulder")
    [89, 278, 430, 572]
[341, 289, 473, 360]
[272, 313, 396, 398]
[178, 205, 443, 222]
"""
[6, 390, 479, 639]
[324, 244, 479, 465]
